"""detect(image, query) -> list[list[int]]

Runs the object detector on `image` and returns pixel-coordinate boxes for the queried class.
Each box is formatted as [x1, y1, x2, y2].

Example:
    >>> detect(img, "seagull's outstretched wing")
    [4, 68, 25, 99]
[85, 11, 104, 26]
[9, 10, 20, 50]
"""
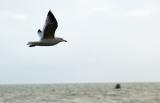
[41, 10, 58, 40]
[37, 29, 43, 38]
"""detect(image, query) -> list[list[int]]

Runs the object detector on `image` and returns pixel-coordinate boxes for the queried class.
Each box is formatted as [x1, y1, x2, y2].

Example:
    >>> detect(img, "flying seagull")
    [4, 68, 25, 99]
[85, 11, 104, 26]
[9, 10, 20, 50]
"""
[27, 10, 67, 47]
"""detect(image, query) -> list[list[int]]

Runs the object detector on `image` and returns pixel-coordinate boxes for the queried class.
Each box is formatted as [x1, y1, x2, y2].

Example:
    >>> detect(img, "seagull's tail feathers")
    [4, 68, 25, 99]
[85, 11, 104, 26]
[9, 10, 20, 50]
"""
[29, 45, 36, 47]
[27, 42, 36, 47]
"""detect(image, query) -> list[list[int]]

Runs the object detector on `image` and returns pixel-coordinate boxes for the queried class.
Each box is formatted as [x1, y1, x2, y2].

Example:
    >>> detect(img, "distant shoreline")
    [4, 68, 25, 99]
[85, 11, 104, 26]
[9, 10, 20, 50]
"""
[0, 82, 160, 85]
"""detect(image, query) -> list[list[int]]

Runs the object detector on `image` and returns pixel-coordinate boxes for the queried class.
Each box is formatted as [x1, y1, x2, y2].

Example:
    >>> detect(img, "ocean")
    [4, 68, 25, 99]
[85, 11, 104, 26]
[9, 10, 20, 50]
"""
[0, 83, 160, 103]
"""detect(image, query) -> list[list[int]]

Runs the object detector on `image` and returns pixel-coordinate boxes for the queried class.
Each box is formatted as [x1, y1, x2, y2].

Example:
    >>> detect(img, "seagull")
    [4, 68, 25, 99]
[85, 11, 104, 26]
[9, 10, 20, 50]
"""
[27, 10, 67, 47]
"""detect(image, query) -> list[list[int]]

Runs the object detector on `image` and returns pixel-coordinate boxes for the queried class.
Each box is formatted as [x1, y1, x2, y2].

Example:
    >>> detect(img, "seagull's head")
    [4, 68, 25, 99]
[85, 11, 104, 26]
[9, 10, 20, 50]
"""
[57, 37, 67, 42]
[62, 39, 67, 42]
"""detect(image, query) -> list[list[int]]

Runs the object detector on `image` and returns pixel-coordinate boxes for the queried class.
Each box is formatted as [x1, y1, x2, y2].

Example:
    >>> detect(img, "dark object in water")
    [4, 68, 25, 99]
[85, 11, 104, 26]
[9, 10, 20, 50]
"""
[115, 83, 121, 89]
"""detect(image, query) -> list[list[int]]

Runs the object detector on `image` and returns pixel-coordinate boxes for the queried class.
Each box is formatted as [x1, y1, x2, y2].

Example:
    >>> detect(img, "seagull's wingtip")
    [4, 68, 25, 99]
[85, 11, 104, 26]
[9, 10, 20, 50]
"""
[48, 10, 52, 14]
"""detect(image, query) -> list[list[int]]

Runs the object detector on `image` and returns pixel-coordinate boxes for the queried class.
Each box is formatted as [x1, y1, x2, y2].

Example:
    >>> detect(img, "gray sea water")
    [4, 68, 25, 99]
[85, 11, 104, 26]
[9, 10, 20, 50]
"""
[0, 83, 160, 103]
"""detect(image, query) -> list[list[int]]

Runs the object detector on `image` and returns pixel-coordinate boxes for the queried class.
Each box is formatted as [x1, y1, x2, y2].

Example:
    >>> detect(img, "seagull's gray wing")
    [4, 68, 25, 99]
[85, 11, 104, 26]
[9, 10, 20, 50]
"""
[42, 10, 58, 40]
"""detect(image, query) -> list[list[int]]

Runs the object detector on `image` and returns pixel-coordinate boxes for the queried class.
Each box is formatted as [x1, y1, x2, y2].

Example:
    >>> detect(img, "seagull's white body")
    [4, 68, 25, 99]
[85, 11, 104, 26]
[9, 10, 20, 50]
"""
[27, 10, 67, 47]
[27, 38, 65, 47]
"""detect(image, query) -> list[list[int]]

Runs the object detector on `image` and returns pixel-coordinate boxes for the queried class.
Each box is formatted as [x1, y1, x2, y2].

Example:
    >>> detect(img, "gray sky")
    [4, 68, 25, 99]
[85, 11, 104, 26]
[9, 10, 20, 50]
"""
[0, 0, 160, 84]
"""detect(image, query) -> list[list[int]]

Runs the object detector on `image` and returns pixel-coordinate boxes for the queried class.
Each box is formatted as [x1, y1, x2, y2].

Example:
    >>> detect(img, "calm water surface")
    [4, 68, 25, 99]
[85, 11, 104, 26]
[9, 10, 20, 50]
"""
[0, 83, 160, 103]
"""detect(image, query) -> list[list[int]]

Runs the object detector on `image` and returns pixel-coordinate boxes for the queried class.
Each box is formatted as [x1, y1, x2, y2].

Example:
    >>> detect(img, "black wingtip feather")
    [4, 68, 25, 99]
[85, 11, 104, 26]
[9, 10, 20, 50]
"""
[48, 10, 52, 15]
[47, 10, 57, 23]
[48, 11, 53, 17]
[38, 29, 41, 33]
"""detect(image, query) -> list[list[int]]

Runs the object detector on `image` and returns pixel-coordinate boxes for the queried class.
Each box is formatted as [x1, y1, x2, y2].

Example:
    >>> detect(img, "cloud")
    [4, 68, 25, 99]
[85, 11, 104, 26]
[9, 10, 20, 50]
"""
[0, 10, 28, 21]
[118, 9, 152, 17]
[88, 0, 159, 18]
[92, 6, 153, 18]
[13, 14, 27, 21]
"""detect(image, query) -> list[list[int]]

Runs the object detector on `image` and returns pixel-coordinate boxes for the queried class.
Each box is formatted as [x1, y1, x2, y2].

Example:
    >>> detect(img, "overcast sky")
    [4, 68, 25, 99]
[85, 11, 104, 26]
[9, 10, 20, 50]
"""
[0, 0, 160, 84]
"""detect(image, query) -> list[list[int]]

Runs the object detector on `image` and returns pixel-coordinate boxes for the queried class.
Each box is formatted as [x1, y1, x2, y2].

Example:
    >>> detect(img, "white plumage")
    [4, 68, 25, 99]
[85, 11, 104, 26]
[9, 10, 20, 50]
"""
[27, 10, 67, 47]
